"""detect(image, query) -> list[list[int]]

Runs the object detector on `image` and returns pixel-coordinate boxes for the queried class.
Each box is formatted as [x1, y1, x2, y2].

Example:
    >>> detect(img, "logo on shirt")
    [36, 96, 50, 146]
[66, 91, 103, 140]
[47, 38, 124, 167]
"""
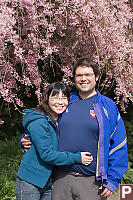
[90, 110, 96, 118]
[66, 108, 69, 113]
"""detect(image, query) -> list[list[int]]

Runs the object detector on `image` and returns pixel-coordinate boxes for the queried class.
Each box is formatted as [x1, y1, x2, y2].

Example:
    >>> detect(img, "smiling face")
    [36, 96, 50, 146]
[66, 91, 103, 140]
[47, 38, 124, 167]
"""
[48, 90, 68, 117]
[75, 66, 99, 99]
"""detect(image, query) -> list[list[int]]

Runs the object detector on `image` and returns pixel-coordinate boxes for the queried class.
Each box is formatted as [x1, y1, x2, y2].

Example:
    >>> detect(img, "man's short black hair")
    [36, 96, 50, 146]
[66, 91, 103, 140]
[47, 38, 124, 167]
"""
[73, 58, 100, 78]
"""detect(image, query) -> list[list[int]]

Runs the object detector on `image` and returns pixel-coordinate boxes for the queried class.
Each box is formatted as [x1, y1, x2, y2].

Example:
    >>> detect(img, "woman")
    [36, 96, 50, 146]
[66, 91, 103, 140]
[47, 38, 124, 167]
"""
[15, 82, 93, 200]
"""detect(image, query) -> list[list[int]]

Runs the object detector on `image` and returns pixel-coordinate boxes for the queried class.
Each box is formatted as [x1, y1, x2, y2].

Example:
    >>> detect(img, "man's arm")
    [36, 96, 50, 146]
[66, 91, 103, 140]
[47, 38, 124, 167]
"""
[20, 134, 31, 152]
[102, 110, 128, 194]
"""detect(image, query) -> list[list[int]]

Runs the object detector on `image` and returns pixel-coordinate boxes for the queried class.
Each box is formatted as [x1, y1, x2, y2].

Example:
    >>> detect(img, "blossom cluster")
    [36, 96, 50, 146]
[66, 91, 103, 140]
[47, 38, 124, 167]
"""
[0, 0, 132, 111]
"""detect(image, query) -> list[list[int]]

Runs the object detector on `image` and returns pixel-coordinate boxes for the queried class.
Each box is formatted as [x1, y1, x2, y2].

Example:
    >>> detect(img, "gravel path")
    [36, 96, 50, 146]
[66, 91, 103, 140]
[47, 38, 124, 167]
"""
[108, 189, 119, 200]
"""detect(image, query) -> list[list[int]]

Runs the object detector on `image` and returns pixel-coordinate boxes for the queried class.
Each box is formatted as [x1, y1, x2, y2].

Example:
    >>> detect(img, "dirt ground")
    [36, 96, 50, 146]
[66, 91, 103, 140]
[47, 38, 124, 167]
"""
[108, 189, 119, 200]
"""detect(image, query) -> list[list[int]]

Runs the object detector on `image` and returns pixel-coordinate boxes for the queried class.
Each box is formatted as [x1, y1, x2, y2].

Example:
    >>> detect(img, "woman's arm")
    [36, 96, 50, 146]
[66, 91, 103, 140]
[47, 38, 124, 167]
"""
[27, 119, 93, 166]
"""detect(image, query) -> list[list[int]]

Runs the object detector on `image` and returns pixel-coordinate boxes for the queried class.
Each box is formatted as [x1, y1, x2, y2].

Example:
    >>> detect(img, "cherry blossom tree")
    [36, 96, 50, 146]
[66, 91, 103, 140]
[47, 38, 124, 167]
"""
[0, 0, 132, 111]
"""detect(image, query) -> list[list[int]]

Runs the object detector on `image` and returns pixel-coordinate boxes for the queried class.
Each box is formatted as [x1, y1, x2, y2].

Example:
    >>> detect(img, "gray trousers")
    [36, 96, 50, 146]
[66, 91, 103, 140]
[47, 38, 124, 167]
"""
[52, 171, 107, 200]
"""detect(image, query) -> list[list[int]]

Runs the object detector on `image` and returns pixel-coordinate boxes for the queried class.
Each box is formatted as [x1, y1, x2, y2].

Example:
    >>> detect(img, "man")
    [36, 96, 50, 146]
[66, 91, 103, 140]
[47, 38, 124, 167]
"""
[21, 58, 128, 200]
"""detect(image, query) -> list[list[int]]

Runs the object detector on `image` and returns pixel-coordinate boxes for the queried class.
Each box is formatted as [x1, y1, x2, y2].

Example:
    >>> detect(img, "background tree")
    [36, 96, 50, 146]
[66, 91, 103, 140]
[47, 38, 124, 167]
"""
[0, 2, 132, 198]
[0, 0, 132, 112]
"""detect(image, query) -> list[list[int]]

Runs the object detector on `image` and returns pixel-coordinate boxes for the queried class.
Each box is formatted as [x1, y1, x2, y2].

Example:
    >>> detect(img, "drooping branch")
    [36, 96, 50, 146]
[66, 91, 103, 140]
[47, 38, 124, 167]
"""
[0, 0, 132, 111]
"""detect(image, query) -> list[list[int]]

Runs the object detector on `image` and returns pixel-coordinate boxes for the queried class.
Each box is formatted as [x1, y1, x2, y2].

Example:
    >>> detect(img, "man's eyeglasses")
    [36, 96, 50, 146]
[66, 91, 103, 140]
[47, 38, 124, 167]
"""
[75, 73, 94, 79]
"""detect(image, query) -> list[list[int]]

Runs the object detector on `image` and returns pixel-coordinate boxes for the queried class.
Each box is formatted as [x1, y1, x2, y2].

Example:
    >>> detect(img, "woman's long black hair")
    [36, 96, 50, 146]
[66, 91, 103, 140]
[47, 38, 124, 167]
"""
[36, 82, 70, 122]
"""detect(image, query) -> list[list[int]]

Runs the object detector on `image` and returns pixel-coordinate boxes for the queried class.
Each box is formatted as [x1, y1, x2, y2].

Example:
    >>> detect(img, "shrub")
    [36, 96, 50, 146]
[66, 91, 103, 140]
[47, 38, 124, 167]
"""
[122, 162, 133, 184]
[0, 136, 22, 200]
[0, 173, 16, 200]
[0, 131, 133, 199]
[125, 120, 133, 162]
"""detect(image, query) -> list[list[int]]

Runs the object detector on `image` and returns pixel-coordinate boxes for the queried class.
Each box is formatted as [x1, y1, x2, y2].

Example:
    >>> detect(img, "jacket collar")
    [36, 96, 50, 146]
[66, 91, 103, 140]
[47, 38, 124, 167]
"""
[69, 90, 101, 104]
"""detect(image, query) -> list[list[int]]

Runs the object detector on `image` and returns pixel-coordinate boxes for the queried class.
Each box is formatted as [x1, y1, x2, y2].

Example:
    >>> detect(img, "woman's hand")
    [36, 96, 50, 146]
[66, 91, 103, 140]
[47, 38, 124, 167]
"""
[81, 152, 93, 165]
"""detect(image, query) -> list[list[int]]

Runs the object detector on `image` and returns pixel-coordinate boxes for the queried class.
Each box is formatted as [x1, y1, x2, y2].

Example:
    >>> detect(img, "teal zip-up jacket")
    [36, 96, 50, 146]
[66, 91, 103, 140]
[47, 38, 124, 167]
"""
[17, 109, 82, 188]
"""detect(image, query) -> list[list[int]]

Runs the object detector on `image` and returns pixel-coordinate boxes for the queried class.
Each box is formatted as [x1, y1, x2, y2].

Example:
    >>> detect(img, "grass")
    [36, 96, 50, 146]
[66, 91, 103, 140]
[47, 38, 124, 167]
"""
[0, 136, 133, 200]
[0, 136, 22, 200]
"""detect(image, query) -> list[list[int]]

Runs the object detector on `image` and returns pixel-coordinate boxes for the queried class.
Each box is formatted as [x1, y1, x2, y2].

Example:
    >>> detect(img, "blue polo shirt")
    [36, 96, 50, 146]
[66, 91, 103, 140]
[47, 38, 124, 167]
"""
[57, 94, 99, 175]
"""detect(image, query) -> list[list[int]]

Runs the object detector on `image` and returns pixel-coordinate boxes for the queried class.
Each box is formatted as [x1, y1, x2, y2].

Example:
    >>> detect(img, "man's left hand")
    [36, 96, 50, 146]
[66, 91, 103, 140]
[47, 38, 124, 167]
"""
[99, 186, 113, 197]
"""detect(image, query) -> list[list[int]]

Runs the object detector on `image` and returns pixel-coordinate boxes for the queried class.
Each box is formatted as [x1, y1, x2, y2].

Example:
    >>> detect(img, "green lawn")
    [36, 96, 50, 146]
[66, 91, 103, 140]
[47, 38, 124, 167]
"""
[0, 136, 133, 200]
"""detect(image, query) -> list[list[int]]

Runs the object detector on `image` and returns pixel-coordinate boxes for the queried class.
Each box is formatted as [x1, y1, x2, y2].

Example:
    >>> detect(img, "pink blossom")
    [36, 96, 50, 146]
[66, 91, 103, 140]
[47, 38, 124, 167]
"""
[0, 0, 132, 111]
